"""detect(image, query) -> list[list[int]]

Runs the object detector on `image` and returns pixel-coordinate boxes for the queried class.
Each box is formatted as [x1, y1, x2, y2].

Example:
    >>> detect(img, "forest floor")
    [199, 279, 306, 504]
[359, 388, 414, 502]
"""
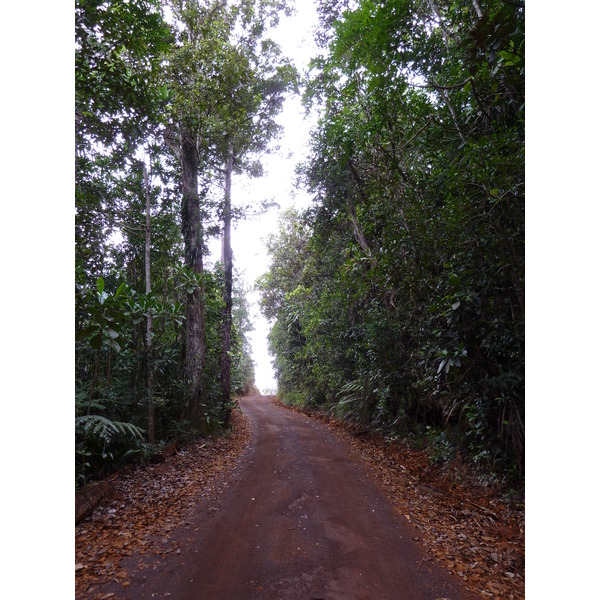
[75, 408, 253, 598]
[75, 395, 524, 600]
[282, 402, 525, 600]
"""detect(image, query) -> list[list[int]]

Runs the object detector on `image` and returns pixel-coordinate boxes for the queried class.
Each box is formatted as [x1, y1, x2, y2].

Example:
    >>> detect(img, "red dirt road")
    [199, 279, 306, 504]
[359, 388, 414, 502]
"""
[99, 395, 474, 599]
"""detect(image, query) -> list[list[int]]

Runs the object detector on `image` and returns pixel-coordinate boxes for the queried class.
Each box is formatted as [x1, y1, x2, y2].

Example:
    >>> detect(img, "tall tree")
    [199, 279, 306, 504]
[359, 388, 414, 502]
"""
[143, 158, 156, 444]
[215, 14, 297, 425]
[164, 0, 229, 431]
[165, 0, 296, 427]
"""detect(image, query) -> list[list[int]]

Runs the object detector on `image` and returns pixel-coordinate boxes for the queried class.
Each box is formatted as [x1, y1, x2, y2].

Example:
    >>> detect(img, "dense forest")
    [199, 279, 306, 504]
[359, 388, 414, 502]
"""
[258, 0, 524, 480]
[75, 0, 297, 487]
[76, 0, 524, 488]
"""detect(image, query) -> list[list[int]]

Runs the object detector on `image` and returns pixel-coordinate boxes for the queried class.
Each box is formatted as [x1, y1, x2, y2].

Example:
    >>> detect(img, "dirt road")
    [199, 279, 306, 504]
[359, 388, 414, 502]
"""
[101, 395, 473, 599]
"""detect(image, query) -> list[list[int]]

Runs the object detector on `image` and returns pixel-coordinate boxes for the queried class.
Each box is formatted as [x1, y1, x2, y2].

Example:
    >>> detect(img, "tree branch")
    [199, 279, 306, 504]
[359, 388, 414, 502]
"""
[413, 78, 472, 91]
[400, 116, 435, 151]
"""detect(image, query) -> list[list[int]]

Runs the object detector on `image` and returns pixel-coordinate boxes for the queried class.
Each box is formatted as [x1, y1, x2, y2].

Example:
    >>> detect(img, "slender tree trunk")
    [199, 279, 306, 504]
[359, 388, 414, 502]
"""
[106, 348, 112, 386]
[87, 349, 100, 416]
[143, 160, 155, 444]
[439, 88, 467, 145]
[181, 129, 207, 432]
[221, 141, 234, 427]
[427, 0, 451, 49]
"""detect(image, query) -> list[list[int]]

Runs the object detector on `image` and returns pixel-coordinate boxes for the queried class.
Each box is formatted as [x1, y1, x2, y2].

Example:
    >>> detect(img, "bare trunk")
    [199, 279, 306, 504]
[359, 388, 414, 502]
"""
[221, 141, 234, 427]
[143, 161, 155, 444]
[346, 160, 375, 264]
[87, 349, 100, 416]
[439, 88, 467, 145]
[182, 129, 207, 432]
[472, 0, 483, 19]
[348, 202, 372, 258]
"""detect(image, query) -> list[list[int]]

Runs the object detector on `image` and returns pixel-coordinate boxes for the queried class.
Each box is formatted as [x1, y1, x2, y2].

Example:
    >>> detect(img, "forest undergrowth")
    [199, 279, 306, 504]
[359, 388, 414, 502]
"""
[76, 398, 524, 600]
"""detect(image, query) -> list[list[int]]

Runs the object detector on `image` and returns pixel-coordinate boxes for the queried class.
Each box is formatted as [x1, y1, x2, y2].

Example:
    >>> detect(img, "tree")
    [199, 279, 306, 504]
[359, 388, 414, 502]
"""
[76, 0, 174, 473]
[75, 0, 270, 485]
[76, 0, 171, 149]
[260, 0, 524, 475]
[215, 10, 297, 426]
[163, 0, 228, 431]
[164, 0, 296, 427]
[143, 157, 156, 443]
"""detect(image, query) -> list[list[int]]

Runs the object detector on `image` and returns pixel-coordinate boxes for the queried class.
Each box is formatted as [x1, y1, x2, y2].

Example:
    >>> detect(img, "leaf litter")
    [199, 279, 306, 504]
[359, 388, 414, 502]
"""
[279, 399, 524, 600]
[76, 400, 524, 600]
[75, 408, 251, 599]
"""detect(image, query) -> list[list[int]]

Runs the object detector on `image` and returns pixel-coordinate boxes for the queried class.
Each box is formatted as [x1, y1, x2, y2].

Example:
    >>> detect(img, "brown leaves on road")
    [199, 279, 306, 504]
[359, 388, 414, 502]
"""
[75, 409, 251, 599]
[358, 442, 524, 600]
[76, 399, 524, 600]
[279, 400, 524, 600]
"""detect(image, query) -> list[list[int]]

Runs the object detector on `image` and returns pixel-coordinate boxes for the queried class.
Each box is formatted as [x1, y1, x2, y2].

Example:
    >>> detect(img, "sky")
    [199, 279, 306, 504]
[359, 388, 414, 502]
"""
[209, 2, 321, 394]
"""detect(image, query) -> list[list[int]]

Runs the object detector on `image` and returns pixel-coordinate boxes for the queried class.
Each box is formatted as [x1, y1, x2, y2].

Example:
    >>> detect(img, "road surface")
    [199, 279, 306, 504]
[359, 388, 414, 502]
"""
[101, 395, 473, 599]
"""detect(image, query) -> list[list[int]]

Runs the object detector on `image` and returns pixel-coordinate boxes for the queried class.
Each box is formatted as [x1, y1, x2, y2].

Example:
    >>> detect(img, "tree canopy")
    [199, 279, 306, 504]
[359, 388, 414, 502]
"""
[75, 0, 525, 488]
[75, 0, 294, 487]
[259, 0, 524, 477]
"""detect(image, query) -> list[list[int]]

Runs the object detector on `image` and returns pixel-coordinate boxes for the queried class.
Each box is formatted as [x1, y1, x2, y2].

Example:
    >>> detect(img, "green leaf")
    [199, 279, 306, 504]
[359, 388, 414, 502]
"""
[449, 274, 461, 286]
[498, 50, 522, 67]
[115, 282, 127, 298]
[96, 277, 105, 294]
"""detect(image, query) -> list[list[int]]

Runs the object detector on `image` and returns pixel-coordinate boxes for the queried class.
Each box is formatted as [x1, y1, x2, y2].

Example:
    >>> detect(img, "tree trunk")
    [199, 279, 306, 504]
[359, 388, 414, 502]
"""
[439, 88, 467, 145]
[221, 141, 234, 427]
[181, 129, 207, 433]
[75, 481, 110, 523]
[143, 160, 155, 444]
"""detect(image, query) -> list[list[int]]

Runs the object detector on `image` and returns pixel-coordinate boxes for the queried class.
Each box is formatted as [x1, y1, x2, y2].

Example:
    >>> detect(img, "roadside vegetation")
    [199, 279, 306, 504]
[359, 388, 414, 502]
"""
[76, 0, 296, 487]
[258, 0, 524, 488]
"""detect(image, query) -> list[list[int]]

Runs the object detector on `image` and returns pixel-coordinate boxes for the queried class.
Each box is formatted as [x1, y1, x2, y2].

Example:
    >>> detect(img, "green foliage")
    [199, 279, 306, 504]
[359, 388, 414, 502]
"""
[75, 0, 273, 484]
[426, 427, 458, 466]
[259, 0, 524, 478]
[76, 414, 145, 445]
[75, 414, 147, 488]
[165, 0, 298, 168]
[76, 277, 128, 352]
[76, 0, 171, 147]
[280, 390, 312, 409]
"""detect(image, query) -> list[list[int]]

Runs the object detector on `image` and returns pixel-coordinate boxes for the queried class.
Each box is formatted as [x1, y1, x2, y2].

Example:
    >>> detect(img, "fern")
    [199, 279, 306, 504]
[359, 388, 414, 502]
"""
[76, 415, 147, 487]
[75, 415, 145, 444]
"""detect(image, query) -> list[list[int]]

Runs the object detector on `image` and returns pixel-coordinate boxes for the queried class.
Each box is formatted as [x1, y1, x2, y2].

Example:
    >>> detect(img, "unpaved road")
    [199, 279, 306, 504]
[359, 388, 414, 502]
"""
[101, 395, 473, 599]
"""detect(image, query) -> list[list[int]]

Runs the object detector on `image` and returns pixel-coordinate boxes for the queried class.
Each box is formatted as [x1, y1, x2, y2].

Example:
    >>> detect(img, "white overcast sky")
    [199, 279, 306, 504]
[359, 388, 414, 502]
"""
[211, 1, 321, 393]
